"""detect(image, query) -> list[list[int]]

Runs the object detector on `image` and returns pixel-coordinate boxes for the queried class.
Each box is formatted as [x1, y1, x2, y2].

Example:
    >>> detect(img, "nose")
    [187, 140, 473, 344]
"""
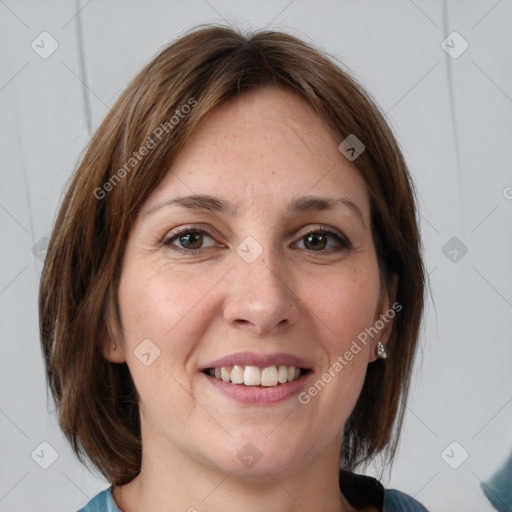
[223, 252, 301, 336]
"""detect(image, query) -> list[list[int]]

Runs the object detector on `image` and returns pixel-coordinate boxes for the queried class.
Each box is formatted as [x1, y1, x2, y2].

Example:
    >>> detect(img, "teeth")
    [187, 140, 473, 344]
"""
[261, 366, 278, 386]
[244, 366, 261, 386]
[278, 365, 288, 383]
[206, 364, 305, 387]
[231, 365, 244, 384]
[221, 367, 230, 382]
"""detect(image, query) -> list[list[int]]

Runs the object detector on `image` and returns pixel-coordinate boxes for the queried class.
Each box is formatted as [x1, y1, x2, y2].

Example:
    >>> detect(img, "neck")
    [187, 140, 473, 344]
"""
[113, 433, 356, 512]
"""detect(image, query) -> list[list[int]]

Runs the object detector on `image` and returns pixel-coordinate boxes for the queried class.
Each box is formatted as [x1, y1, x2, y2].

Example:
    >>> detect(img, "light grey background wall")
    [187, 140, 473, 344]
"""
[1, 1, 511, 511]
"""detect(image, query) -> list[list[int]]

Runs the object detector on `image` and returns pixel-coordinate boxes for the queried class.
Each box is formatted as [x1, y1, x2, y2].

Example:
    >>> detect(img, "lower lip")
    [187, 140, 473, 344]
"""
[202, 372, 311, 405]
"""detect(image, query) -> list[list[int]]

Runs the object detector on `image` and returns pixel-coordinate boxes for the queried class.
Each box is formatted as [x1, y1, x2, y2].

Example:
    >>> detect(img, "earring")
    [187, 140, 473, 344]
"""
[377, 341, 387, 359]
[112, 342, 116, 350]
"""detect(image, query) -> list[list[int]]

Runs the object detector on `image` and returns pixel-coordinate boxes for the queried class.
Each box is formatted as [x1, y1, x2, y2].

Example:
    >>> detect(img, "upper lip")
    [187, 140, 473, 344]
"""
[201, 351, 312, 370]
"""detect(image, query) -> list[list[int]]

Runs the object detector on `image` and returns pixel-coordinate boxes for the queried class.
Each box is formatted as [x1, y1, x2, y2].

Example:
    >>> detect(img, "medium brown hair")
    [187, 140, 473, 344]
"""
[39, 24, 425, 485]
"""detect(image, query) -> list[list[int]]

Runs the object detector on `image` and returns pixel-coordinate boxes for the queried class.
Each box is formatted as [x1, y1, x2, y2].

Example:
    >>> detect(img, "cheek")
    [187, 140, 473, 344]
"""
[116, 263, 215, 417]
[301, 262, 381, 344]
[116, 261, 226, 377]
[118, 262, 210, 337]
[296, 260, 381, 410]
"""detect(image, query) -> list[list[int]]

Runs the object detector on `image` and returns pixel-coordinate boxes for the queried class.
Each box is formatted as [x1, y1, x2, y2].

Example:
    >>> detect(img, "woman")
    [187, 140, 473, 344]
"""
[40, 25, 428, 511]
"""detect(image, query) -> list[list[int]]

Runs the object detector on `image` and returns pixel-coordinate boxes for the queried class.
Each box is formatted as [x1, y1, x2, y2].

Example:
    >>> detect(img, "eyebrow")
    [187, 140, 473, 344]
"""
[143, 195, 237, 217]
[289, 195, 365, 226]
[143, 194, 366, 226]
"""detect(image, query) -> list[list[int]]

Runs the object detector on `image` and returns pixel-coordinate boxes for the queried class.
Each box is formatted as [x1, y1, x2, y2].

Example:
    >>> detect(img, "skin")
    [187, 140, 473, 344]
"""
[104, 86, 394, 512]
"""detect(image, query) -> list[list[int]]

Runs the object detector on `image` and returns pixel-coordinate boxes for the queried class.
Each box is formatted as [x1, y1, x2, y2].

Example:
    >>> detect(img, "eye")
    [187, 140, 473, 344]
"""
[295, 228, 351, 251]
[163, 229, 218, 252]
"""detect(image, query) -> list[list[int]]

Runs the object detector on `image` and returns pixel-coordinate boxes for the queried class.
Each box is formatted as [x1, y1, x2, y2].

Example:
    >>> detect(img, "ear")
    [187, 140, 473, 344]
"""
[369, 273, 399, 362]
[100, 308, 127, 364]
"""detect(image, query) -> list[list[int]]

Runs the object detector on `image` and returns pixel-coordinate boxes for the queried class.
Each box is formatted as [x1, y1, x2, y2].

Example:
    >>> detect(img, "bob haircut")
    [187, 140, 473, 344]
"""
[39, 25, 425, 486]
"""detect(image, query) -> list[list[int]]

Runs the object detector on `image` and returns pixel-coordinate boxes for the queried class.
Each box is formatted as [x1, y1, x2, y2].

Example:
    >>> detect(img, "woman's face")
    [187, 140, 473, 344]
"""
[110, 87, 393, 478]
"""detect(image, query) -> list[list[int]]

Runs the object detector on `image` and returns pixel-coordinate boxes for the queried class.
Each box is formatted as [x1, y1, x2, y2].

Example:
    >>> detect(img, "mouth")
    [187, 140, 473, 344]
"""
[199, 352, 313, 402]
[202, 365, 311, 387]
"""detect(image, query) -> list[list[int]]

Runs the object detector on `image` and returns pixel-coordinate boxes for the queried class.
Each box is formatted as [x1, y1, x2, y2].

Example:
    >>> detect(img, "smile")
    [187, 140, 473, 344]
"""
[200, 351, 313, 404]
[204, 365, 310, 387]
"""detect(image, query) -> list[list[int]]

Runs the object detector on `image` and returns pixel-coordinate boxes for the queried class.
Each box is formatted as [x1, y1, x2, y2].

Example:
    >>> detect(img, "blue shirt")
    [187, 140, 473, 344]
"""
[481, 448, 512, 511]
[78, 484, 430, 511]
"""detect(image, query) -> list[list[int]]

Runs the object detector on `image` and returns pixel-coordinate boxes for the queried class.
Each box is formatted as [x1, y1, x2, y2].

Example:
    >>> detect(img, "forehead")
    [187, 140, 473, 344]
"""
[143, 87, 370, 219]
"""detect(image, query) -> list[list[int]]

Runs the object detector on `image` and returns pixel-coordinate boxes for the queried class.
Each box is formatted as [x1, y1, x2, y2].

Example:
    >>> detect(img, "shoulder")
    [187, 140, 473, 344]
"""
[383, 488, 430, 511]
[78, 479, 430, 512]
[338, 469, 430, 511]
[76, 486, 121, 512]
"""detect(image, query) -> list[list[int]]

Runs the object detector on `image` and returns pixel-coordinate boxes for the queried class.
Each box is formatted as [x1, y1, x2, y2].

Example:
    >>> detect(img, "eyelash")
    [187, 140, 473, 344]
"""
[162, 225, 352, 255]
[299, 226, 352, 251]
[162, 227, 222, 255]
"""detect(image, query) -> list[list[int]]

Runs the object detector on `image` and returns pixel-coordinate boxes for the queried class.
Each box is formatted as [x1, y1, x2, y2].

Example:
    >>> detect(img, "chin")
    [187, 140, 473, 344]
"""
[200, 436, 310, 479]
